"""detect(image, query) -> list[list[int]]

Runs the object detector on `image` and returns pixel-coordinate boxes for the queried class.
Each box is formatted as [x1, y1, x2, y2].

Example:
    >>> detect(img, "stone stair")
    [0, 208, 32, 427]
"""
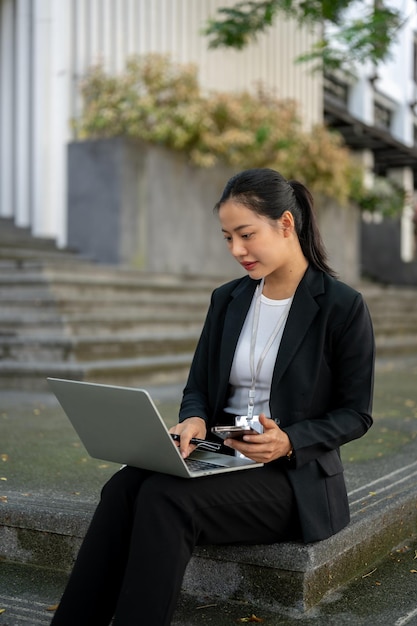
[357, 283, 417, 357]
[1, 218, 417, 623]
[1, 217, 417, 391]
[0, 218, 217, 390]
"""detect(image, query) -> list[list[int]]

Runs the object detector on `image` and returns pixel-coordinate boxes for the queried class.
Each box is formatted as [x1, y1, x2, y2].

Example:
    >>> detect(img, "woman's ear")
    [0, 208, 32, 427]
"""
[280, 210, 295, 235]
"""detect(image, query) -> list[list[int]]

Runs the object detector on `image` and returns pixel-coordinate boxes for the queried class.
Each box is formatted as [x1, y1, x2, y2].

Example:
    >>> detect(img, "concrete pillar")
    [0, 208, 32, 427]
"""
[31, 0, 71, 244]
[15, 0, 32, 227]
[49, 0, 71, 246]
[348, 74, 374, 126]
[0, 0, 14, 218]
[353, 149, 382, 225]
[31, 0, 52, 236]
[387, 167, 415, 262]
[355, 149, 375, 191]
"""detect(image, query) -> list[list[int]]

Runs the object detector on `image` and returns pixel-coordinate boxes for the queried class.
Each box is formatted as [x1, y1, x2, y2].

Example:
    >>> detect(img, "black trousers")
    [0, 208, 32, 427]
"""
[50, 463, 298, 626]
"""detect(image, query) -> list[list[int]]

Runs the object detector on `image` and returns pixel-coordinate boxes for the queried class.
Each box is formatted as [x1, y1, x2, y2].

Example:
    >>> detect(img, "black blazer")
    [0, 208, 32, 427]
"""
[179, 266, 375, 543]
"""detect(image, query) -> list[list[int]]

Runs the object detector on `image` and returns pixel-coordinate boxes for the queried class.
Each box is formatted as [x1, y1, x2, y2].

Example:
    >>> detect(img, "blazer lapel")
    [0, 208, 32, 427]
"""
[215, 278, 258, 415]
[219, 278, 258, 377]
[271, 267, 324, 389]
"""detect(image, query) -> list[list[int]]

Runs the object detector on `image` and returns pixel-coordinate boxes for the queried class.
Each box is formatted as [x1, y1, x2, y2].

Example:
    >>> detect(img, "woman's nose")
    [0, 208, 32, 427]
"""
[230, 239, 247, 257]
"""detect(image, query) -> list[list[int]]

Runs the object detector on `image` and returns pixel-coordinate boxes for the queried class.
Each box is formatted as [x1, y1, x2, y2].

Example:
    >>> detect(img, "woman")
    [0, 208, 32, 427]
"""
[51, 168, 375, 626]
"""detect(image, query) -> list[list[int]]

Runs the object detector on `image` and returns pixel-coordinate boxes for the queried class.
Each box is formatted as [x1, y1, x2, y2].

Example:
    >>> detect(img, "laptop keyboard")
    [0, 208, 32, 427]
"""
[185, 458, 228, 472]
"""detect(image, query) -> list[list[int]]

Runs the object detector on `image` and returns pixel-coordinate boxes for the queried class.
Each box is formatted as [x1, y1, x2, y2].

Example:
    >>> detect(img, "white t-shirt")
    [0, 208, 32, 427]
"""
[224, 291, 292, 418]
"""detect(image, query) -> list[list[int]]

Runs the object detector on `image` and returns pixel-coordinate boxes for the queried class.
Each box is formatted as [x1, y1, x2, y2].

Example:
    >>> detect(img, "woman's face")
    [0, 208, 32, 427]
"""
[218, 199, 291, 281]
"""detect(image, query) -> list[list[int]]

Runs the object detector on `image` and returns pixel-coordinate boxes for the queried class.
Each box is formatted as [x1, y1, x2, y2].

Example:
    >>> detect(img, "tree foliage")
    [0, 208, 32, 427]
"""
[204, 0, 403, 70]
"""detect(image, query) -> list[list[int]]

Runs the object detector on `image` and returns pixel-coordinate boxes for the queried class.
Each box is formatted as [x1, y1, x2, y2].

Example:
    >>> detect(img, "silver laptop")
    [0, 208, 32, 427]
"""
[47, 378, 263, 478]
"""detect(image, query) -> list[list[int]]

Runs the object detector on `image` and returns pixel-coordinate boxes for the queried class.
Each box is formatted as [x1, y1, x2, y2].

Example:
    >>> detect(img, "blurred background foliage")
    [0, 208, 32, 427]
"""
[75, 53, 404, 214]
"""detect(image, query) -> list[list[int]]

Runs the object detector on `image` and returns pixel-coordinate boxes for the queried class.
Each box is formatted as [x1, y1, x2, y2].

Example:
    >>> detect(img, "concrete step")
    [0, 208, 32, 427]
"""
[371, 312, 417, 326]
[1, 357, 416, 622]
[2, 540, 417, 626]
[0, 264, 220, 287]
[1, 225, 416, 393]
[1, 301, 416, 339]
[1, 330, 415, 361]
[0, 354, 193, 390]
[0, 260, 211, 389]
[0, 247, 87, 266]
[0, 311, 205, 336]
[0, 278, 415, 325]
[1, 221, 416, 622]
[0, 258, 214, 289]
[374, 334, 417, 356]
[0, 331, 199, 362]
[2, 313, 415, 338]
[0, 297, 208, 317]
[0, 275, 214, 305]
[365, 293, 417, 314]
[0, 289, 209, 310]
[0, 254, 216, 280]
[0, 337, 414, 393]
[0, 254, 94, 273]
[0, 562, 70, 626]
[0, 270, 413, 305]
[372, 322, 417, 336]
[0, 219, 58, 249]
[0, 219, 83, 262]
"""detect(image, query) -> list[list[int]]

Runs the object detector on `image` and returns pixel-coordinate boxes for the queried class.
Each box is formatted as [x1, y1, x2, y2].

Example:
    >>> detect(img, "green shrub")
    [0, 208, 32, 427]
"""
[76, 53, 403, 212]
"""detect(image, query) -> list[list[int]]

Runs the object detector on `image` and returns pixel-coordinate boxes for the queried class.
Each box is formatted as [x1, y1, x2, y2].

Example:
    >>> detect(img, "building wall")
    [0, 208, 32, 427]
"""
[0, 0, 322, 249]
[336, 0, 417, 277]
[361, 218, 417, 286]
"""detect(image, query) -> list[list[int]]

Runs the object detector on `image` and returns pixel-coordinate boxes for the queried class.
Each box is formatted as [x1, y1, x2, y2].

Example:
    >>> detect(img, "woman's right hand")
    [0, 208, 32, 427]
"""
[169, 417, 207, 458]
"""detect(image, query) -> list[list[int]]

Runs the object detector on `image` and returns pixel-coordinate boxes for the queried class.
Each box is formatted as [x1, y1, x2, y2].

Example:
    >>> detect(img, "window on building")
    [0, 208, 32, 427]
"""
[323, 72, 349, 106]
[374, 99, 392, 130]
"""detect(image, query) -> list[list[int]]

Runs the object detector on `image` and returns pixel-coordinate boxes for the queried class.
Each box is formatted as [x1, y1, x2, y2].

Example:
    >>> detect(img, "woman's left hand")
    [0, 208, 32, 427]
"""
[224, 414, 292, 463]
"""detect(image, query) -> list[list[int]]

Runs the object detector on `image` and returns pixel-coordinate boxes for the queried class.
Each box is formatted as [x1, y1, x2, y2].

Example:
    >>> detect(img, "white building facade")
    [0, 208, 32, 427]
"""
[1, 0, 417, 272]
[0, 0, 321, 247]
[324, 0, 417, 269]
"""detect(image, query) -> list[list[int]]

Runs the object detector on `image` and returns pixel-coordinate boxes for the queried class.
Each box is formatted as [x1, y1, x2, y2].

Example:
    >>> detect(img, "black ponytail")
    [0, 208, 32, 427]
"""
[287, 180, 337, 278]
[215, 168, 337, 278]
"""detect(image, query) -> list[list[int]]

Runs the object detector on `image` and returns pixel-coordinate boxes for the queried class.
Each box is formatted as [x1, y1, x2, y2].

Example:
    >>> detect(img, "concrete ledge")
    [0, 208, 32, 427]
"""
[186, 467, 417, 610]
[0, 494, 92, 572]
[1, 460, 416, 612]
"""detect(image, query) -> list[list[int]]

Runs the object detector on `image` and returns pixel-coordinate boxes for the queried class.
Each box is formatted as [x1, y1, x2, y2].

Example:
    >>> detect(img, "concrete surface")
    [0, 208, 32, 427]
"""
[1, 357, 417, 625]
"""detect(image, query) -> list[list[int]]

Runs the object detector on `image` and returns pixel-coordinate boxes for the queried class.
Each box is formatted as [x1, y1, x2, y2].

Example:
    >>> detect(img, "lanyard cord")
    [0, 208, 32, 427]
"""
[247, 278, 292, 421]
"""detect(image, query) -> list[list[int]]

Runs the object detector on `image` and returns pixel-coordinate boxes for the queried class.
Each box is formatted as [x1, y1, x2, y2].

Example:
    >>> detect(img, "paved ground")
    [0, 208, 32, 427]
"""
[1, 355, 417, 625]
[1, 539, 417, 626]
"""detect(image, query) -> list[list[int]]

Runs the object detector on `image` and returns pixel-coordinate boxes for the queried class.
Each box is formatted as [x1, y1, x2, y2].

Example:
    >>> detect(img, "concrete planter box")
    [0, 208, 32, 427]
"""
[68, 137, 360, 283]
[67, 137, 238, 277]
[317, 195, 360, 285]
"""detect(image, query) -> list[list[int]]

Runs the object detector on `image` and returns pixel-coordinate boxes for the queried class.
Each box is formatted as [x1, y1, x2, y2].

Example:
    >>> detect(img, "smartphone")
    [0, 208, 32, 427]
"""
[211, 425, 258, 441]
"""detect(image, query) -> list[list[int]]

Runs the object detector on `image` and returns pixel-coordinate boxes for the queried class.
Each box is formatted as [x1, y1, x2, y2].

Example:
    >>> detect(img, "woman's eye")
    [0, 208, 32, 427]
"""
[223, 232, 253, 243]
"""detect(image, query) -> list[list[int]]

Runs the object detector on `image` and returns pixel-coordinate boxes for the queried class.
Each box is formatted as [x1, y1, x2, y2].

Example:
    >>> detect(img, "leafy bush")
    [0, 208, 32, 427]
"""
[76, 53, 403, 212]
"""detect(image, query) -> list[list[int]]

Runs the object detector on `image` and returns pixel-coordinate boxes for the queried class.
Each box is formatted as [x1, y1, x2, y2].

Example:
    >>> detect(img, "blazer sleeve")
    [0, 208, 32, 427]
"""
[179, 299, 213, 424]
[283, 290, 375, 469]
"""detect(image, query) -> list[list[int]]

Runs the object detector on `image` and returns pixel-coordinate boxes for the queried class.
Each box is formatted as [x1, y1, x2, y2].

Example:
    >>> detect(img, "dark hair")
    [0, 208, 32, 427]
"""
[214, 168, 336, 277]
